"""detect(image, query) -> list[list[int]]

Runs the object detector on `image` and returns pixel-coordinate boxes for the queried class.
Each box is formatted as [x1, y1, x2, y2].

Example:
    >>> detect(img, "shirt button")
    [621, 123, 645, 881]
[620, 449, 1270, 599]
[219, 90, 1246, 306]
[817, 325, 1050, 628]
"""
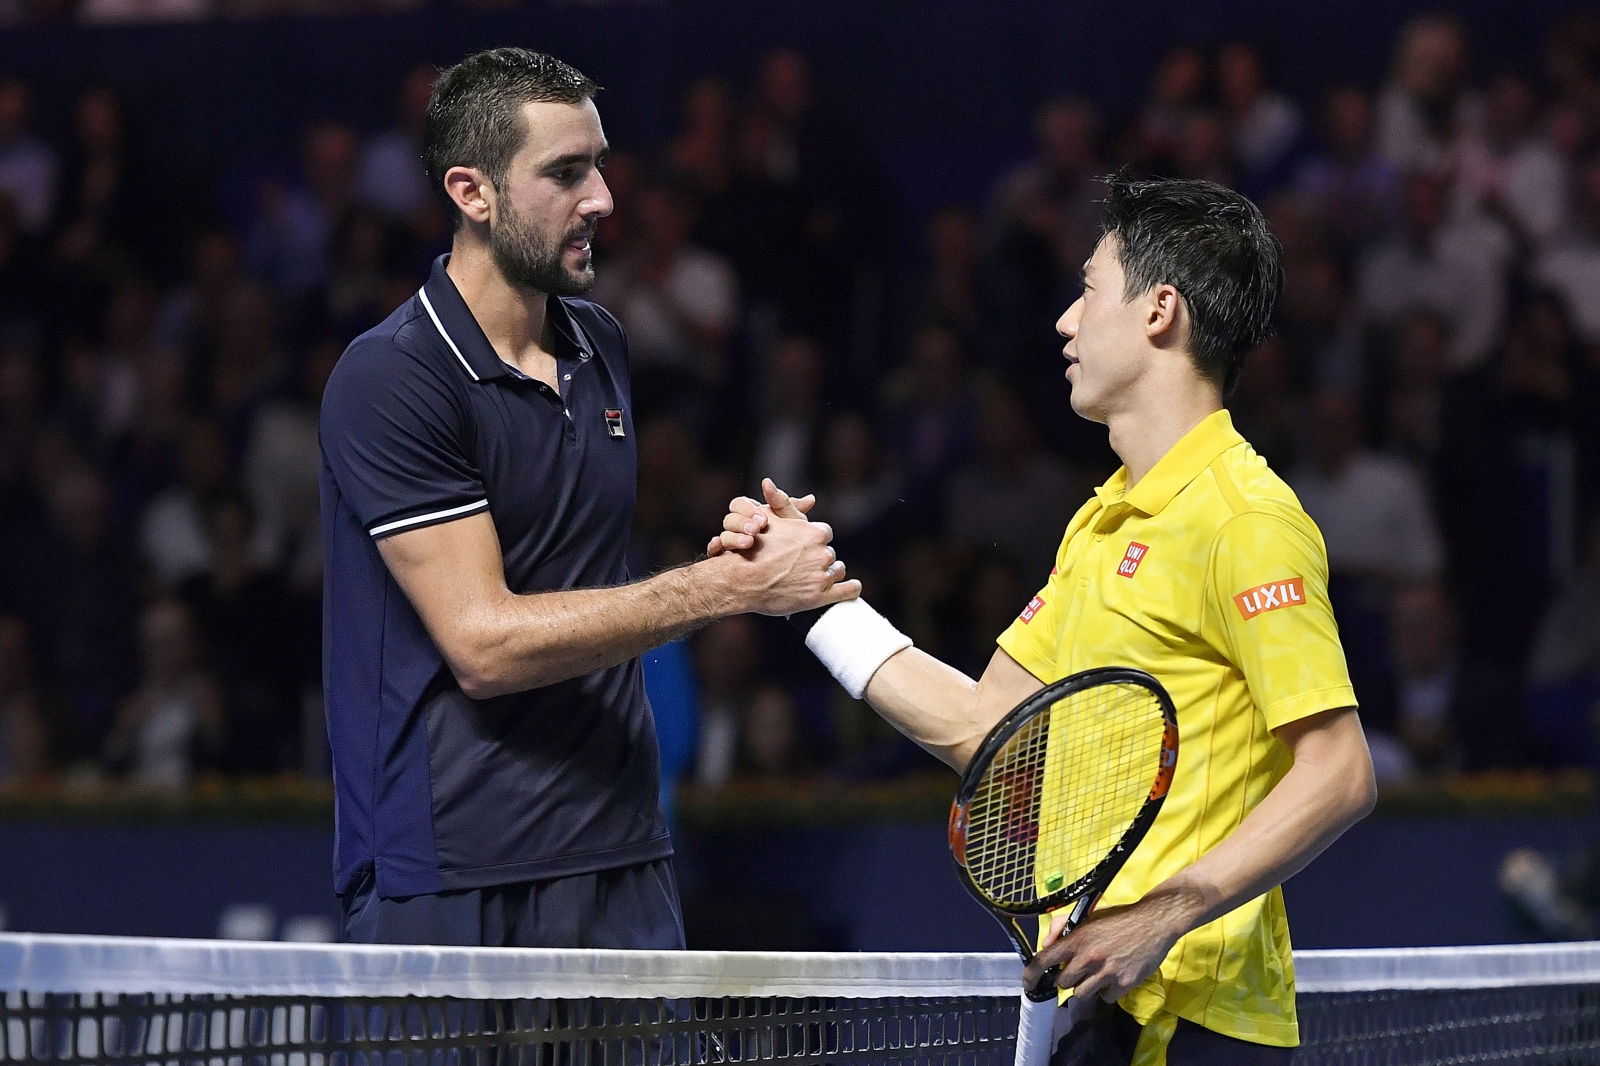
[1094, 533, 1105, 542]
[564, 409, 572, 419]
[563, 373, 571, 381]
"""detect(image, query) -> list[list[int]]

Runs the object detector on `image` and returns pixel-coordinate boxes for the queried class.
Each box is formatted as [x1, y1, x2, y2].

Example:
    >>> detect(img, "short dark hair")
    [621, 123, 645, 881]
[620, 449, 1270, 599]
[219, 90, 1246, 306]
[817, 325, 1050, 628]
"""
[1098, 174, 1282, 395]
[423, 48, 601, 227]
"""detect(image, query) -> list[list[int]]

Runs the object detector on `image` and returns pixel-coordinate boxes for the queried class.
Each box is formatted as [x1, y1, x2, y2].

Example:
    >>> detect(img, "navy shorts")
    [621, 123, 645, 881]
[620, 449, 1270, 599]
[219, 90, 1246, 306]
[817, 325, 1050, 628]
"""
[339, 858, 686, 949]
[1051, 999, 1292, 1066]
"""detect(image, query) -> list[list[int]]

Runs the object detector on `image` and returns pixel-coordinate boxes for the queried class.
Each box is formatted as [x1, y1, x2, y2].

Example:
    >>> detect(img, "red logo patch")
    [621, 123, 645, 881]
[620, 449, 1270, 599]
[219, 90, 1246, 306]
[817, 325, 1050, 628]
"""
[1117, 542, 1150, 578]
[1020, 595, 1046, 624]
[1233, 577, 1307, 619]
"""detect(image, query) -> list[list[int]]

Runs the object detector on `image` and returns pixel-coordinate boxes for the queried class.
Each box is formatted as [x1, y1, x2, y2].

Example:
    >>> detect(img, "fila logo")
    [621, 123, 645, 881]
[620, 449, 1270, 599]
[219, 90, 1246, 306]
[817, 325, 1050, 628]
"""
[1234, 577, 1307, 619]
[1117, 542, 1150, 578]
[1020, 595, 1046, 624]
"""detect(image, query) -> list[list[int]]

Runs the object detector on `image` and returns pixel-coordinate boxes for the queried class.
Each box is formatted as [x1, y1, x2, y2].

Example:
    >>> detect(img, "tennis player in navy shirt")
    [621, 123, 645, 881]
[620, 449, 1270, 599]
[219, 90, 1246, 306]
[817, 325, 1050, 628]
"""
[319, 48, 859, 948]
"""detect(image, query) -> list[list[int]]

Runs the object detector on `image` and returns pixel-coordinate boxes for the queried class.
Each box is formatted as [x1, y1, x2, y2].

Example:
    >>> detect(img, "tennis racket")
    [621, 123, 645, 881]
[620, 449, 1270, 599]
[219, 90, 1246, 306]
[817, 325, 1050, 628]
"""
[948, 667, 1178, 1066]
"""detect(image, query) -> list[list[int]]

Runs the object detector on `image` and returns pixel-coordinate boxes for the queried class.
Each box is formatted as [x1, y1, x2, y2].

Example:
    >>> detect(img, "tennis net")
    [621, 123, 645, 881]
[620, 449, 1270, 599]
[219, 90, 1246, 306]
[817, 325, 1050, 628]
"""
[3, 935, 1599, 1066]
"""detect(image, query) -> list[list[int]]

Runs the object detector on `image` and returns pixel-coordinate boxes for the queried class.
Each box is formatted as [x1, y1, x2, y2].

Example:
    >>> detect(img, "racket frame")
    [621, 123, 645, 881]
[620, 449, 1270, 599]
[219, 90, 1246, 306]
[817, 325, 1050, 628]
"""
[947, 666, 1179, 992]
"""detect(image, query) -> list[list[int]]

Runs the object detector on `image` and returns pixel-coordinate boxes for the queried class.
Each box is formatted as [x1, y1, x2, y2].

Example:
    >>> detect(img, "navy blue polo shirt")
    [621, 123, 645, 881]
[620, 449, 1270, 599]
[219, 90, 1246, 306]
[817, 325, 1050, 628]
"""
[319, 255, 671, 900]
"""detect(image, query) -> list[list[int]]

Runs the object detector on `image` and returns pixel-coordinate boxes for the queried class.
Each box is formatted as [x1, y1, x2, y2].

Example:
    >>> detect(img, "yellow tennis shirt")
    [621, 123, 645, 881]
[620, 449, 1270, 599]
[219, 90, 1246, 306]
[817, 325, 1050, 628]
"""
[995, 409, 1356, 1048]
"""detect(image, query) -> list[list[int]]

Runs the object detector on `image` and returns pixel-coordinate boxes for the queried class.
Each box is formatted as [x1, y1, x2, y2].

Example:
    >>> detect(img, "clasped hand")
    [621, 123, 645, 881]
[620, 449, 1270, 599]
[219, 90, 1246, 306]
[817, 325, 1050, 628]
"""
[708, 477, 861, 616]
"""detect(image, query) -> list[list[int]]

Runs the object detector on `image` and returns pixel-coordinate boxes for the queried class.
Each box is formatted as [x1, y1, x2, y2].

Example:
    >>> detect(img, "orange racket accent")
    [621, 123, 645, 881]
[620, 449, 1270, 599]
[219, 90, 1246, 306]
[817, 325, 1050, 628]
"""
[948, 804, 969, 867]
[1150, 721, 1179, 801]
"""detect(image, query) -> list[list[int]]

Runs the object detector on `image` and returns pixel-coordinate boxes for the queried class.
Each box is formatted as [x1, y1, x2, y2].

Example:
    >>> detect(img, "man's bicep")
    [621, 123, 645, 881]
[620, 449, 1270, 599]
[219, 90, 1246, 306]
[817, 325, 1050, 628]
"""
[377, 512, 509, 663]
[974, 647, 1047, 731]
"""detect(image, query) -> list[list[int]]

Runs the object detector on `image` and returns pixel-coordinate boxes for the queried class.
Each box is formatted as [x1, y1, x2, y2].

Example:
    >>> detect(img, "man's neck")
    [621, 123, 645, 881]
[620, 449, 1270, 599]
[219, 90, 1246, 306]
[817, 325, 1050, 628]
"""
[444, 238, 559, 387]
[1106, 382, 1223, 489]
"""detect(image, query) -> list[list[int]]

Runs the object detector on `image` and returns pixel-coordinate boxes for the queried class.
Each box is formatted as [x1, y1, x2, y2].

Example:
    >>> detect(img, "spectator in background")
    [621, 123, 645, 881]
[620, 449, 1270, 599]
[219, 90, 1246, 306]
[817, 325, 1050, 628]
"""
[739, 684, 812, 778]
[1455, 72, 1570, 248]
[246, 122, 357, 300]
[591, 184, 739, 425]
[1293, 388, 1445, 583]
[1172, 110, 1233, 187]
[1380, 308, 1452, 464]
[1295, 86, 1401, 265]
[1218, 42, 1302, 194]
[1437, 294, 1579, 671]
[154, 230, 243, 364]
[54, 87, 159, 279]
[1376, 15, 1483, 174]
[139, 419, 237, 587]
[244, 337, 338, 589]
[102, 599, 224, 792]
[880, 325, 976, 504]
[1546, 11, 1600, 161]
[182, 497, 303, 773]
[0, 616, 49, 783]
[0, 80, 57, 235]
[944, 382, 1079, 579]
[356, 64, 435, 222]
[630, 416, 706, 573]
[690, 615, 763, 790]
[1354, 171, 1513, 371]
[749, 334, 824, 496]
[919, 205, 980, 345]
[1526, 519, 1600, 767]
[1535, 157, 1600, 345]
[982, 97, 1104, 367]
[1383, 581, 1525, 778]
[1291, 388, 1445, 733]
[667, 75, 735, 203]
[811, 410, 901, 571]
[16, 466, 141, 759]
[1137, 46, 1209, 169]
[68, 279, 154, 449]
[1228, 336, 1301, 471]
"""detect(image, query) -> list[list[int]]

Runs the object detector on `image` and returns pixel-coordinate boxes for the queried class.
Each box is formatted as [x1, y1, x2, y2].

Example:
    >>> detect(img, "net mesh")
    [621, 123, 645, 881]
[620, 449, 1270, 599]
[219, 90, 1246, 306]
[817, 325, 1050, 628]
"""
[962, 680, 1166, 909]
[5, 936, 1600, 1066]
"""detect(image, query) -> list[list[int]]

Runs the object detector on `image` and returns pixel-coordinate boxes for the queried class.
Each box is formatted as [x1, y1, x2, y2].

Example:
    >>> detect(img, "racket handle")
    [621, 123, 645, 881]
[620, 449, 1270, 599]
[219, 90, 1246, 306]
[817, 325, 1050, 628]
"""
[1014, 989, 1058, 1066]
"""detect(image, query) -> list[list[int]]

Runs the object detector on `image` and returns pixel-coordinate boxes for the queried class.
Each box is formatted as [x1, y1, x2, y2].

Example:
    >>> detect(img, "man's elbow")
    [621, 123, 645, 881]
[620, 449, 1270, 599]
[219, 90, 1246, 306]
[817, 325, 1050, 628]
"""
[443, 629, 521, 700]
[1345, 744, 1378, 823]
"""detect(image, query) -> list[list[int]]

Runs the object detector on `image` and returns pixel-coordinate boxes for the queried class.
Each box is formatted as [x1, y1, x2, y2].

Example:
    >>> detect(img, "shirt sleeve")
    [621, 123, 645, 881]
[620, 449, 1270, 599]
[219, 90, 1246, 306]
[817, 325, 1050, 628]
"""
[1205, 510, 1357, 732]
[996, 503, 1096, 682]
[319, 336, 488, 540]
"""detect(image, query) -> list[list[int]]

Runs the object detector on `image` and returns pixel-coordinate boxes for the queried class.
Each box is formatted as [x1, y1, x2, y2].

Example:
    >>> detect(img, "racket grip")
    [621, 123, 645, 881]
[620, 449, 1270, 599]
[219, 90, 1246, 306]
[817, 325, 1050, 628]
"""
[1013, 989, 1058, 1066]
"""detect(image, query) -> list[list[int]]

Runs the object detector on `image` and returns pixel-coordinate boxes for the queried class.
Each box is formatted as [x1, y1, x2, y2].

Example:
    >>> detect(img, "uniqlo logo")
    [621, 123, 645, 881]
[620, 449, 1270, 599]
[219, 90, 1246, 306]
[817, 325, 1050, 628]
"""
[1234, 577, 1306, 619]
[1117, 542, 1149, 578]
[1019, 595, 1046, 624]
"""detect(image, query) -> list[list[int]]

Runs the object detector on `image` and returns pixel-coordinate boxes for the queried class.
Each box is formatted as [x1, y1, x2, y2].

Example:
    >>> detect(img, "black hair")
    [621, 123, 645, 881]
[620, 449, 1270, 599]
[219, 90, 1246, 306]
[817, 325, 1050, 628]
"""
[1098, 173, 1282, 395]
[423, 48, 601, 228]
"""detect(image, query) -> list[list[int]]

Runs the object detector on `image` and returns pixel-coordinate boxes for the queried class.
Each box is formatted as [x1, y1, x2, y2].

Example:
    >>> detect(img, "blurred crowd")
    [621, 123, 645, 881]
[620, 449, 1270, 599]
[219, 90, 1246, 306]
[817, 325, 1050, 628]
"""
[4, 13, 1600, 798]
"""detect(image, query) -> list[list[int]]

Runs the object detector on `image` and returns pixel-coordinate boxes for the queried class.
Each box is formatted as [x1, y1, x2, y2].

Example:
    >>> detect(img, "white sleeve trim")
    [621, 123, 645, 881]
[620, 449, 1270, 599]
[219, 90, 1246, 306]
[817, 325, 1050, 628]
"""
[417, 288, 480, 382]
[369, 499, 489, 537]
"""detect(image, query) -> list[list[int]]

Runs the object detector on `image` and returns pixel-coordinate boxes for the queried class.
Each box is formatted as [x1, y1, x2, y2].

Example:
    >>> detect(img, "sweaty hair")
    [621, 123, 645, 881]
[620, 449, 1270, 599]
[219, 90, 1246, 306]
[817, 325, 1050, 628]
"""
[1098, 174, 1282, 396]
[424, 48, 601, 227]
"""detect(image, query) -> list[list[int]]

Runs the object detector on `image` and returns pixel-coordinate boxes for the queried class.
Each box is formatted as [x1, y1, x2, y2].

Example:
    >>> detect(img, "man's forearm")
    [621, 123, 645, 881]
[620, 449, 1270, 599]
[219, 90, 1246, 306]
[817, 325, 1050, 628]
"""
[446, 556, 743, 699]
[861, 646, 1043, 771]
[1137, 708, 1375, 936]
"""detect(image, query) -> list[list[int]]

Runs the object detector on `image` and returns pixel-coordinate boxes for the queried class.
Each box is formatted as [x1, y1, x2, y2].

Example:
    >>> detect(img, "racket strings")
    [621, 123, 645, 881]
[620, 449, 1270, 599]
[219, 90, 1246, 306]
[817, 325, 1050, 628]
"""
[964, 681, 1166, 908]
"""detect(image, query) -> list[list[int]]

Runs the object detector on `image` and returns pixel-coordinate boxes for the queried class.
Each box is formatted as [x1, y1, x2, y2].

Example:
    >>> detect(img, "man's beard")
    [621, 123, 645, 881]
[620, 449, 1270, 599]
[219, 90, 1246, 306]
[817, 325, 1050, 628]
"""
[490, 202, 596, 296]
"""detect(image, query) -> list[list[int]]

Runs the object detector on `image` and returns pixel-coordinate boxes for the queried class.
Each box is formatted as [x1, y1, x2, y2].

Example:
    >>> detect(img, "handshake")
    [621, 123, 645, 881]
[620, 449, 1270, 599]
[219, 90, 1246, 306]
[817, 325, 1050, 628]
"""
[699, 477, 862, 619]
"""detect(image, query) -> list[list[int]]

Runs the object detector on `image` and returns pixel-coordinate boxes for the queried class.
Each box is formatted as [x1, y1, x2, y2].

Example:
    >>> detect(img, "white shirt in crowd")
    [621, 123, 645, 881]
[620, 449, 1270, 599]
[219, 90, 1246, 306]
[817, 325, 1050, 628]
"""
[1354, 211, 1514, 371]
[591, 249, 738, 380]
[1454, 136, 1571, 247]
[1535, 239, 1600, 345]
[1290, 453, 1445, 581]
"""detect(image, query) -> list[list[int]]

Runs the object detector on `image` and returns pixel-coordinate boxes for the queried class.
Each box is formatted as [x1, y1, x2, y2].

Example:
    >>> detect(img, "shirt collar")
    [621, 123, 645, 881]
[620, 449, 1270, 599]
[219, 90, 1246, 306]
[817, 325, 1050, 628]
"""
[1095, 409, 1245, 517]
[417, 254, 585, 382]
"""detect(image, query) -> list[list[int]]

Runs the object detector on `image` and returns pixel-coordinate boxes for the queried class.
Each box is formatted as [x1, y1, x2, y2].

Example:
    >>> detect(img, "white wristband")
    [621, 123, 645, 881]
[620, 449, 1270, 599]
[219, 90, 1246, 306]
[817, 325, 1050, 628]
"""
[803, 598, 913, 700]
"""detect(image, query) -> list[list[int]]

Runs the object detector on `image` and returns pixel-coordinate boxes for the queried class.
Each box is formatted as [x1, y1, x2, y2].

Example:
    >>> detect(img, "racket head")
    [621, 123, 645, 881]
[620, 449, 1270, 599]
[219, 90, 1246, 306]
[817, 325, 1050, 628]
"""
[949, 666, 1178, 917]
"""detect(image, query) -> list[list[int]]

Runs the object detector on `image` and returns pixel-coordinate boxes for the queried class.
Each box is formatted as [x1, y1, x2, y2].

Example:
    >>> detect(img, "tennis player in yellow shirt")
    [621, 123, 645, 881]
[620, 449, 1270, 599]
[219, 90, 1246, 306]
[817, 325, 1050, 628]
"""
[712, 175, 1377, 1066]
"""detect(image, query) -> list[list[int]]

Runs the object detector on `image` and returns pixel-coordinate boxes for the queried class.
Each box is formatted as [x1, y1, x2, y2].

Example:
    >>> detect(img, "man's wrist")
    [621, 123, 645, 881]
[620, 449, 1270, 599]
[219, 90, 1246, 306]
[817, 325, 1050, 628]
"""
[684, 551, 750, 619]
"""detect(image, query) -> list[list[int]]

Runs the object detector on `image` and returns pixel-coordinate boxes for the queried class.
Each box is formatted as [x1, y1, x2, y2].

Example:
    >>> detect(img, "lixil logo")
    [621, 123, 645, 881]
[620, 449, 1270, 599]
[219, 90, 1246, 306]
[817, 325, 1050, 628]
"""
[1233, 577, 1307, 619]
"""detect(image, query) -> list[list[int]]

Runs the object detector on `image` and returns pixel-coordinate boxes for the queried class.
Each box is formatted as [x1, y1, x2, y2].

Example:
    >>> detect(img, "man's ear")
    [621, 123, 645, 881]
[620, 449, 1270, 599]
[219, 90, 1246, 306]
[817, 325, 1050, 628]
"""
[1145, 283, 1185, 345]
[444, 166, 494, 227]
